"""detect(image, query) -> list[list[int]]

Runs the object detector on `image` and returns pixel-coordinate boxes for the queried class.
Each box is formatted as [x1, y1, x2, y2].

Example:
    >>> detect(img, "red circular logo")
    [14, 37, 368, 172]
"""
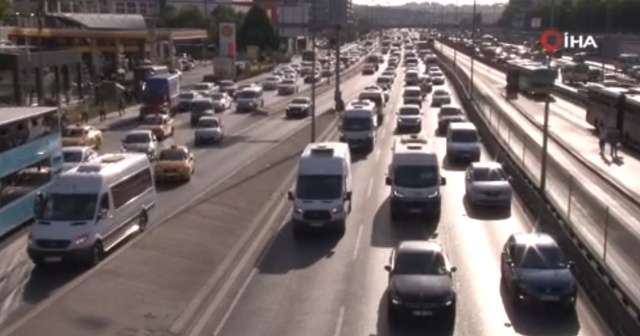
[540, 29, 563, 52]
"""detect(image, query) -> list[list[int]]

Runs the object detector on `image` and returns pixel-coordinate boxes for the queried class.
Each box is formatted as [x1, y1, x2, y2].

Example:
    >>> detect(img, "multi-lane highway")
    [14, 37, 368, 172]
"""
[210, 55, 611, 336]
[0, 52, 380, 335]
[436, 42, 640, 309]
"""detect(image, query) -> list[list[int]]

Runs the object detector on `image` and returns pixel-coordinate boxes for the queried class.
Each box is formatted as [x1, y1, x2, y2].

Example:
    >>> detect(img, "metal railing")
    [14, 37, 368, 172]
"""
[436, 44, 640, 324]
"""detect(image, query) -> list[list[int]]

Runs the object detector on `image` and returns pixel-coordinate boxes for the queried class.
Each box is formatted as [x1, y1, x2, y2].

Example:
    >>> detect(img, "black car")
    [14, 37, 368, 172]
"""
[304, 73, 321, 83]
[385, 241, 457, 327]
[501, 233, 577, 310]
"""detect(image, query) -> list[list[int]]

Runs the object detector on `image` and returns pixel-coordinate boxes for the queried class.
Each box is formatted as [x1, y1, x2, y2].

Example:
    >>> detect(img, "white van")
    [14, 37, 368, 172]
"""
[235, 86, 264, 112]
[288, 142, 352, 238]
[386, 135, 446, 221]
[446, 122, 481, 162]
[340, 102, 377, 151]
[28, 153, 156, 267]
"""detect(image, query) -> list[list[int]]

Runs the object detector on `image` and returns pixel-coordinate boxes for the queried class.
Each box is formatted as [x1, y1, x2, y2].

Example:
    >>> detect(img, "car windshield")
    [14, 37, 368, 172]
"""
[265, 76, 279, 82]
[219, 80, 234, 87]
[473, 167, 507, 181]
[406, 72, 418, 79]
[295, 175, 343, 200]
[514, 245, 567, 269]
[237, 90, 258, 99]
[377, 77, 391, 84]
[343, 117, 372, 131]
[440, 107, 461, 116]
[395, 251, 448, 275]
[210, 93, 224, 100]
[142, 115, 163, 125]
[179, 92, 195, 99]
[282, 80, 295, 85]
[159, 149, 187, 161]
[434, 90, 449, 96]
[124, 133, 151, 143]
[63, 151, 83, 163]
[359, 94, 382, 106]
[64, 128, 85, 137]
[451, 130, 478, 142]
[399, 107, 420, 115]
[197, 118, 219, 128]
[194, 84, 211, 91]
[393, 165, 439, 188]
[291, 98, 309, 104]
[41, 193, 98, 221]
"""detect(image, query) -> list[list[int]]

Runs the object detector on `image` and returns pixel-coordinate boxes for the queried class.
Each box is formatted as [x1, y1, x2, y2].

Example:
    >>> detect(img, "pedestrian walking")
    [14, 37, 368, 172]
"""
[609, 127, 621, 159]
[598, 122, 607, 155]
[99, 108, 106, 121]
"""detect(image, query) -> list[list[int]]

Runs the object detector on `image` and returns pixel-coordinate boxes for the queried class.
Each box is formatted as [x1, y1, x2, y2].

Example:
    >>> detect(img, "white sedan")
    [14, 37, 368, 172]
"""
[210, 92, 232, 112]
[465, 162, 512, 208]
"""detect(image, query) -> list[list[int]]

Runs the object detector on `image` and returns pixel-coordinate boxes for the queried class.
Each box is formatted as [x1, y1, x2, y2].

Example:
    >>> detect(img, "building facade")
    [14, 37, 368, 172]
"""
[12, 0, 160, 18]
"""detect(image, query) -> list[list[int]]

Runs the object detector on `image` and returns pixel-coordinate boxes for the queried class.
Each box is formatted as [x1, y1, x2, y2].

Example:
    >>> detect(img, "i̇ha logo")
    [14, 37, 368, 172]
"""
[540, 29, 598, 52]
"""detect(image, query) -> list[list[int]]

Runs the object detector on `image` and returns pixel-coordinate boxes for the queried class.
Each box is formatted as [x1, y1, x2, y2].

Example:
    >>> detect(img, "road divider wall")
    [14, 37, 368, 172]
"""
[434, 47, 640, 336]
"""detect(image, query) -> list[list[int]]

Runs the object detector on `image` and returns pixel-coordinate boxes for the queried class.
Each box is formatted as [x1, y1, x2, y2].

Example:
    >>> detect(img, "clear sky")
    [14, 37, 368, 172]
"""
[353, 0, 508, 5]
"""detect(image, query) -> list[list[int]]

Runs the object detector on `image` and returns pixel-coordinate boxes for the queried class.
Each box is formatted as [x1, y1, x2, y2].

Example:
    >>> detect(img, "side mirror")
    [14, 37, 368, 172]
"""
[505, 260, 514, 266]
[568, 260, 575, 268]
[384, 265, 392, 272]
[440, 176, 447, 186]
[97, 208, 108, 220]
[385, 176, 392, 185]
[287, 191, 294, 201]
[344, 191, 352, 201]
[450, 266, 457, 273]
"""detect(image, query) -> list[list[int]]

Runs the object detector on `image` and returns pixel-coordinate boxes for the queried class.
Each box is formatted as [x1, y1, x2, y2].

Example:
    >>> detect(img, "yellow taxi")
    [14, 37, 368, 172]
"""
[154, 145, 195, 182]
[140, 114, 174, 140]
[62, 124, 103, 149]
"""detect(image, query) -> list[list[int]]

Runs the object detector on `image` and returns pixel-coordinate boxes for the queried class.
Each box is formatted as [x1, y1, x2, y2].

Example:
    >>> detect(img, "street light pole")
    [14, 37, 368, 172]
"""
[469, 0, 476, 96]
[310, 0, 317, 142]
[539, 0, 556, 192]
[334, 24, 342, 112]
[601, 5, 611, 81]
[453, 0, 458, 65]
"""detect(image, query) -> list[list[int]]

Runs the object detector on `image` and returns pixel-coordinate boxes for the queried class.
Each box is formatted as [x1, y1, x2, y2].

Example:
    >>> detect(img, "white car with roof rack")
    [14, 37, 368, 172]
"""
[62, 146, 99, 172]
[29, 153, 156, 267]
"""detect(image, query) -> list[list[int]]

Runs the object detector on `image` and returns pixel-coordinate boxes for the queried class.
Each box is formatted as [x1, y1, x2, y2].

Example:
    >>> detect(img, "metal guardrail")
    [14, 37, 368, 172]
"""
[435, 42, 640, 331]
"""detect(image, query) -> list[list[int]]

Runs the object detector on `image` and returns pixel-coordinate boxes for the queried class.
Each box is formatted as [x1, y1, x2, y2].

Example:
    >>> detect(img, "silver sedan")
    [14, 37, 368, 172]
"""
[464, 162, 512, 208]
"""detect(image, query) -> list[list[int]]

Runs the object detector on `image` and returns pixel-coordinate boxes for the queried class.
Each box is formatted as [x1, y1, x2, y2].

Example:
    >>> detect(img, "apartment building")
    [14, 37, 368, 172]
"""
[12, 0, 160, 18]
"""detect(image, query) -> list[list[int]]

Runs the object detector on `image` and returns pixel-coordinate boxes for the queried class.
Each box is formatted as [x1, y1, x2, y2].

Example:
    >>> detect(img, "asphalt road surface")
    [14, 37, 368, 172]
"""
[0, 57, 382, 335]
[211, 55, 613, 336]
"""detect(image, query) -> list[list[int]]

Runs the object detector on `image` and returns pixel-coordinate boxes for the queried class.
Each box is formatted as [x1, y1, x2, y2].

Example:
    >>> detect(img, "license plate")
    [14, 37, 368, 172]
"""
[409, 209, 423, 214]
[44, 256, 62, 262]
[540, 295, 559, 301]
[412, 310, 433, 316]
[309, 222, 324, 227]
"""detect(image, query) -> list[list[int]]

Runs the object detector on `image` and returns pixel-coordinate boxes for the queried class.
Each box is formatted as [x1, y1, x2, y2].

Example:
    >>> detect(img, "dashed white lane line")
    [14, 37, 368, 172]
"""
[366, 177, 374, 198]
[352, 225, 364, 261]
[333, 306, 345, 336]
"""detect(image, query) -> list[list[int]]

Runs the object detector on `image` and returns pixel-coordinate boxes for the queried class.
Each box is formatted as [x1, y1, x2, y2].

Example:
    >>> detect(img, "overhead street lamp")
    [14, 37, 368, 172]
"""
[539, 0, 556, 192]
[601, 4, 612, 82]
[453, 0, 458, 66]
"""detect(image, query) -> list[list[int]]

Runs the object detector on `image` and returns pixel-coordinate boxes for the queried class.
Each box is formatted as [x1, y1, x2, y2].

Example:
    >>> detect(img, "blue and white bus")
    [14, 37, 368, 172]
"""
[0, 106, 63, 238]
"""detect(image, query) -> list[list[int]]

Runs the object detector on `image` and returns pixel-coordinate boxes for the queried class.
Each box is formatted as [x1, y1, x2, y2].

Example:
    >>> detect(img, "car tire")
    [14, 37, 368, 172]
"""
[335, 221, 346, 236]
[292, 226, 306, 240]
[387, 308, 399, 327]
[87, 241, 104, 267]
[138, 211, 148, 232]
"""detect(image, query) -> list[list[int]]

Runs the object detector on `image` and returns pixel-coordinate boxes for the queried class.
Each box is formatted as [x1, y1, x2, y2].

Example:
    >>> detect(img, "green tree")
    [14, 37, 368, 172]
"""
[238, 5, 277, 51]
[162, 5, 208, 28]
[0, 0, 12, 23]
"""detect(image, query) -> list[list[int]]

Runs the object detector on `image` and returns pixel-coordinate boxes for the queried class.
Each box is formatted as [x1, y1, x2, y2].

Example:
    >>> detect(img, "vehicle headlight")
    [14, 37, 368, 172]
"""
[428, 190, 439, 198]
[393, 189, 404, 198]
[331, 206, 343, 214]
[73, 233, 89, 246]
[294, 207, 303, 214]
[390, 292, 402, 305]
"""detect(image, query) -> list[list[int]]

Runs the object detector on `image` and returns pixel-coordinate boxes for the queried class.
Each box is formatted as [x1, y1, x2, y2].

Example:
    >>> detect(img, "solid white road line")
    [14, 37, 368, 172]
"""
[333, 306, 345, 336]
[352, 225, 364, 261]
[366, 177, 374, 198]
[212, 269, 257, 336]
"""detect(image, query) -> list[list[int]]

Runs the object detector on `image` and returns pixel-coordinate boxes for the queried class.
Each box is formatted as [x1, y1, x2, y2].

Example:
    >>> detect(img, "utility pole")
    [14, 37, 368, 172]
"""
[469, 0, 476, 96]
[601, 4, 611, 81]
[310, 0, 317, 142]
[334, 24, 342, 113]
[454, 0, 458, 65]
[540, 0, 556, 192]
